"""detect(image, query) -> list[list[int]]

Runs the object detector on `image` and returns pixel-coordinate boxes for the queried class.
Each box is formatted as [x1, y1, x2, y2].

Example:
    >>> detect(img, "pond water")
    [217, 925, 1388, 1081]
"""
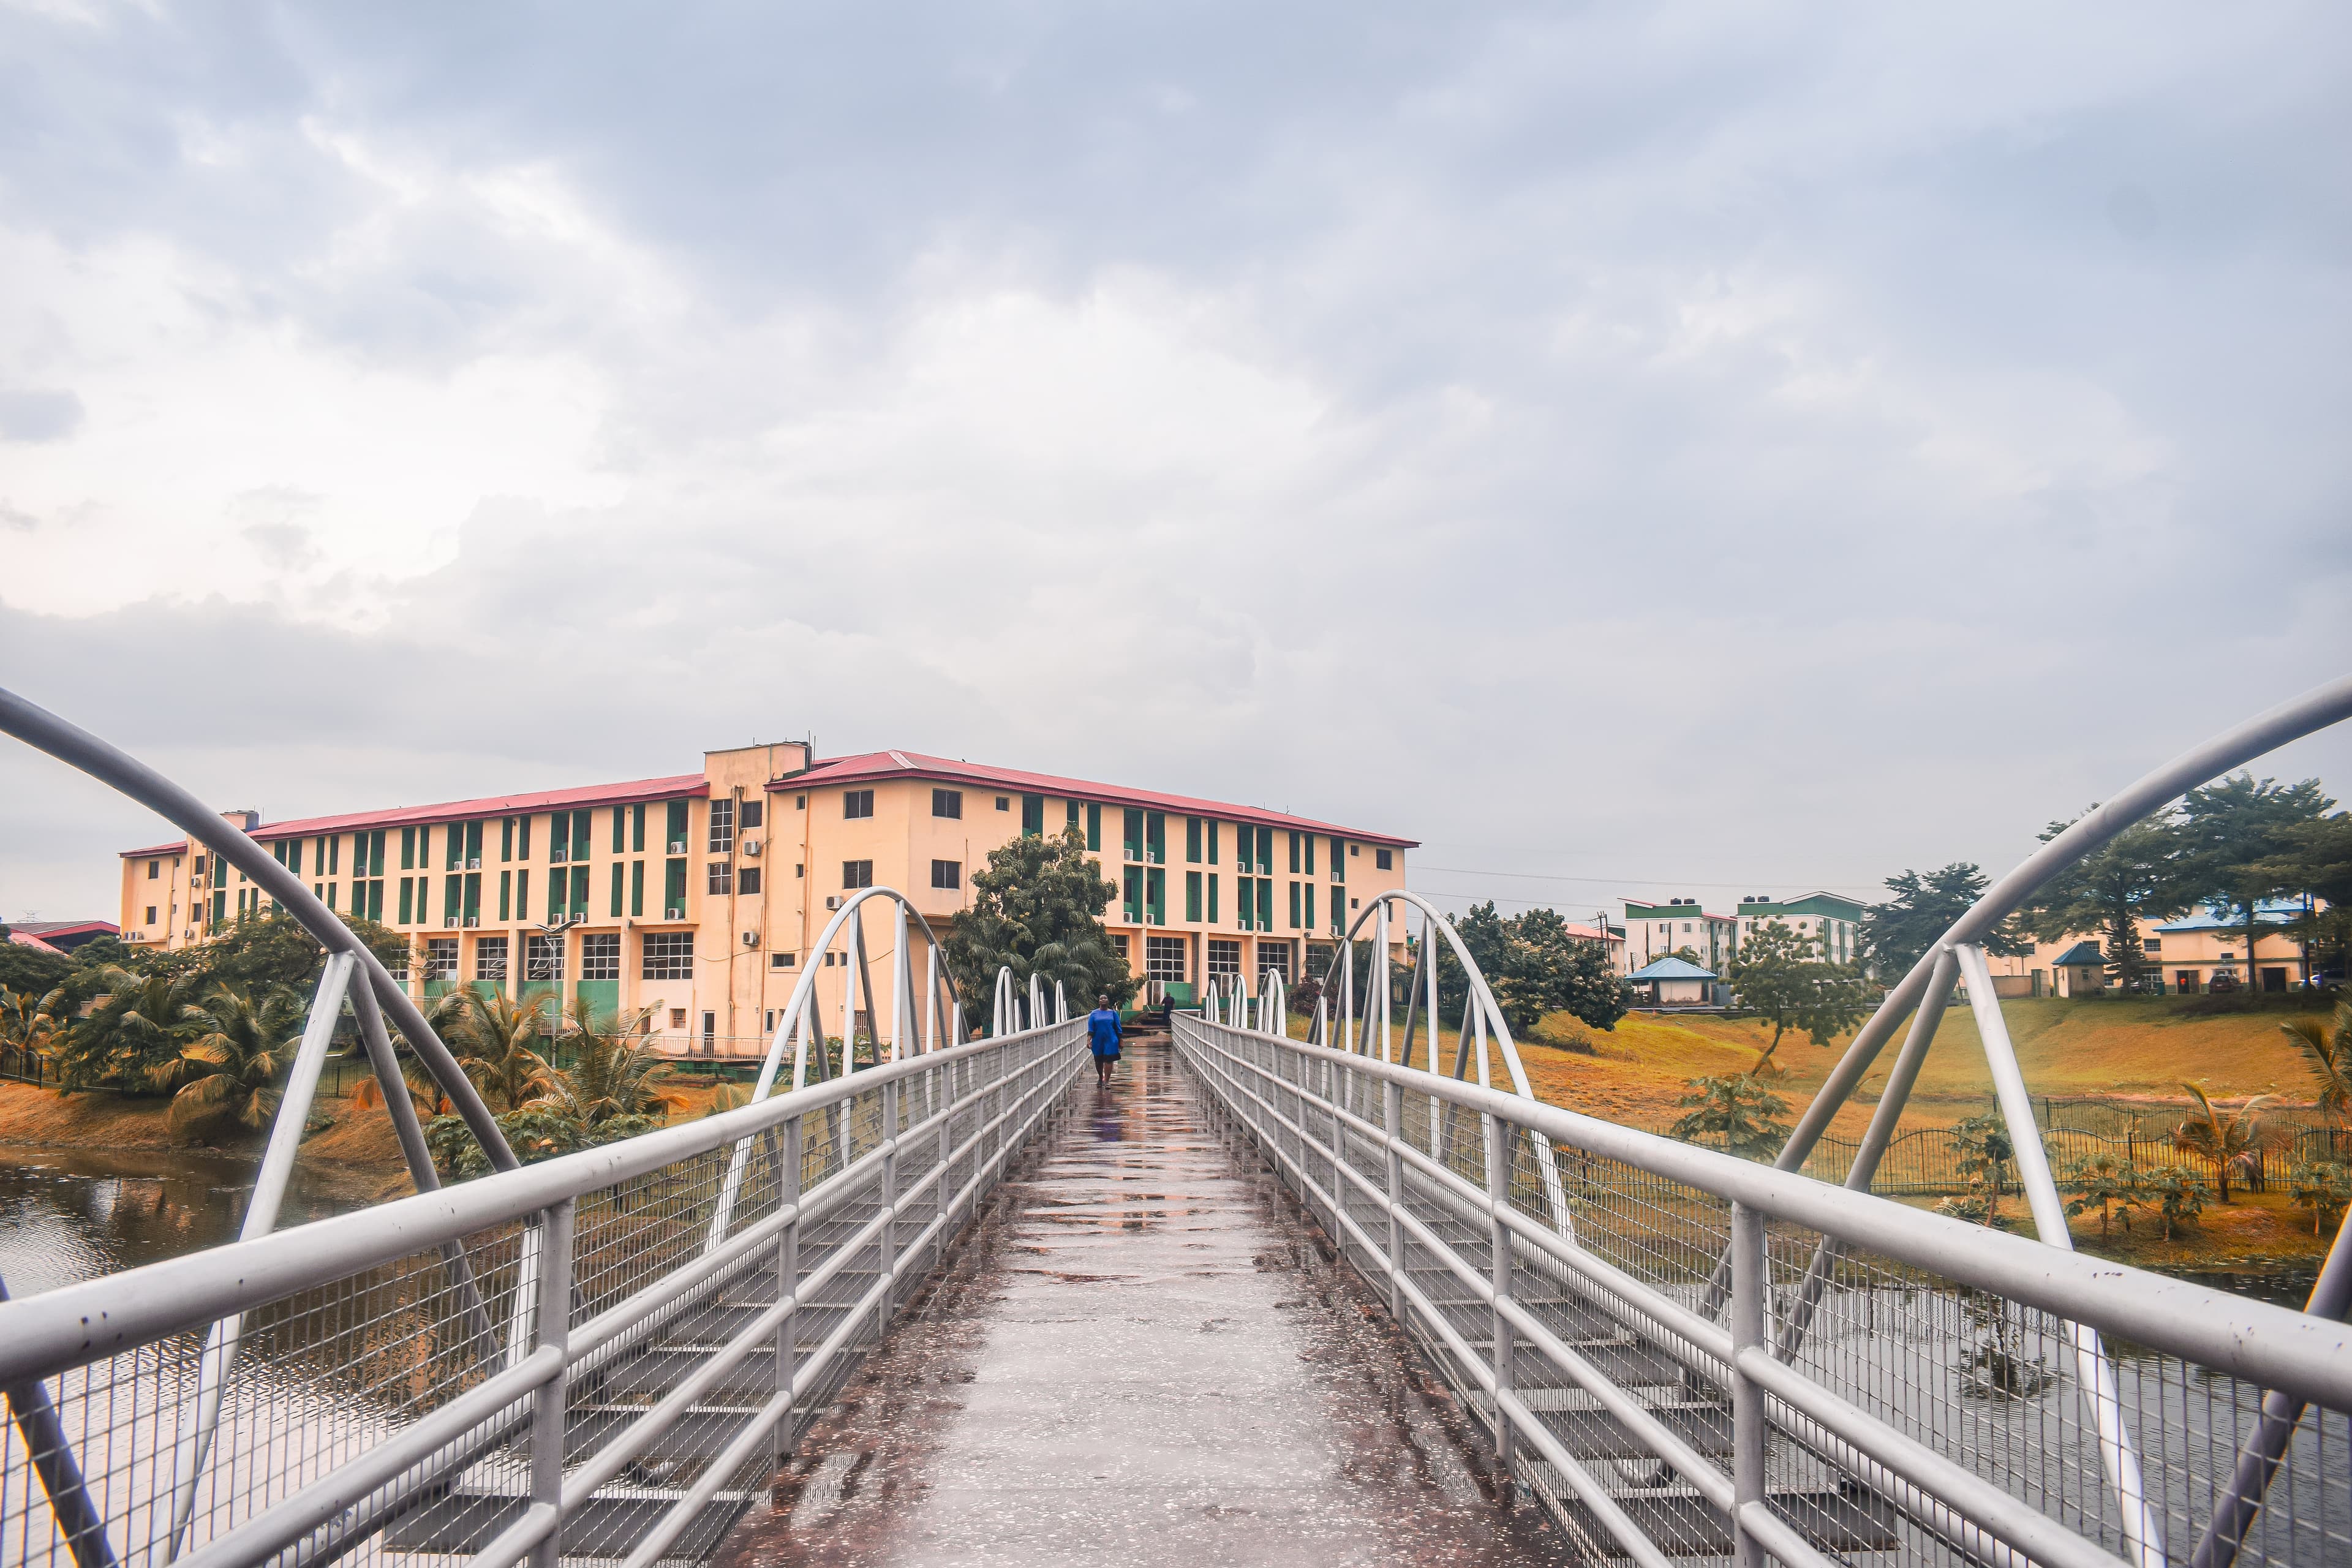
[0, 1148, 358, 1298]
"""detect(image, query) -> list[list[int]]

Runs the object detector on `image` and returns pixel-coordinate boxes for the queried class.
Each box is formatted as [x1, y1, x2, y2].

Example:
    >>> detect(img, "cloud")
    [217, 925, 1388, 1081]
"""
[0, 387, 83, 442]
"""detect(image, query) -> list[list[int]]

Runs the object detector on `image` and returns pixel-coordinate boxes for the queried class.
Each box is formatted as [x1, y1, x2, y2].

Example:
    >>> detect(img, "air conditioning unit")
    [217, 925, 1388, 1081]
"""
[741, 930, 758, 948]
[467, 858, 481, 870]
[668, 840, 687, 855]
[664, 910, 687, 921]
[464, 916, 480, 928]
[445, 918, 459, 929]
[824, 895, 841, 910]
[742, 839, 761, 856]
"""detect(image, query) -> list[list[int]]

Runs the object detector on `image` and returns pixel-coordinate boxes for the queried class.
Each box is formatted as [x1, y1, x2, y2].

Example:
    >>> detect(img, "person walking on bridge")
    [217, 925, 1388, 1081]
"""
[1087, 993, 1121, 1086]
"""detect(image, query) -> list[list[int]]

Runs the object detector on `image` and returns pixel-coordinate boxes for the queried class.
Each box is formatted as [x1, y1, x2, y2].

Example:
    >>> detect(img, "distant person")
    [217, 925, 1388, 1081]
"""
[1087, 993, 1121, 1085]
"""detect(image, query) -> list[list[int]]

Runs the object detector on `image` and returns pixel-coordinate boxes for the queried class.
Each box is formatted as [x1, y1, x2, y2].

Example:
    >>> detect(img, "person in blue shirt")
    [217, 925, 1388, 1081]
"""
[1087, 993, 1121, 1085]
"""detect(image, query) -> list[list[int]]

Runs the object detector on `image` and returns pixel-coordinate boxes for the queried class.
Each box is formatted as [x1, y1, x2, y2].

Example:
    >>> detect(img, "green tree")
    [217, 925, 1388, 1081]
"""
[2057, 1150, 2142, 1240]
[0, 982, 67, 1067]
[2176, 774, 2335, 991]
[1940, 1114, 2015, 1229]
[1442, 903, 1631, 1035]
[140, 910, 409, 997]
[445, 989, 559, 1112]
[152, 985, 304, 1142]
[2279, 1000, 2352, 1123]
[0, 924, 72, 998]
[1860, 864, 2027, 979]
[2171, 1081, 2285, 1204]
[943, 826, 1134, 1019]
[2019, 816, 2187, 994]
[535, 1003, 682, 1127]
[1666, 1074, 1791, 1161]
[1725, 919, 1872, 1072]
[53, 967, 208, 1093]
[2285, 1159, 2352, 1237]
[2142, 1166, 2206, 1240]
[2254, 812, 2352, 986]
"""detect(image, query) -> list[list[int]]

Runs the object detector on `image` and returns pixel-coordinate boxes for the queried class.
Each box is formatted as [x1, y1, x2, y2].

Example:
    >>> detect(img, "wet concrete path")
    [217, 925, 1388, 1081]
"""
[716, 1038, 1570, 1568]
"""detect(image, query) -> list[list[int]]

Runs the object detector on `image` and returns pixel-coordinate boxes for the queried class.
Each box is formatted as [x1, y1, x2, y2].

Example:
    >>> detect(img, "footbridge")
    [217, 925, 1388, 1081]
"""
[4, 678, 2352, 1567]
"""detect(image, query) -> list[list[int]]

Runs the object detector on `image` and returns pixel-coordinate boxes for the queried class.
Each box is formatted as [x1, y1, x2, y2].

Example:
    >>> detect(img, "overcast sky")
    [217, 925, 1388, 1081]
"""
[3, 2, 2348, 926]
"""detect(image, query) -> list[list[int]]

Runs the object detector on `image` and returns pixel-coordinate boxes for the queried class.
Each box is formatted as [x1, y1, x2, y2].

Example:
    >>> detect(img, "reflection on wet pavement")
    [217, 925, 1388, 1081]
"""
[717, 1038, 1570, 1567]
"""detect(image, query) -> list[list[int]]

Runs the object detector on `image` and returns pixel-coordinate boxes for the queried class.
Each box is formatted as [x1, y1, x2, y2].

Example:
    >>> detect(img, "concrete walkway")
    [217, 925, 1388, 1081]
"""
[715, 1038, 1569, 1568]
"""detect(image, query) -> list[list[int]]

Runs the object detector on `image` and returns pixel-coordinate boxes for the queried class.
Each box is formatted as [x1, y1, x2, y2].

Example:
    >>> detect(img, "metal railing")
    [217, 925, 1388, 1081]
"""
[0, 1014, 1086, 1567]
[1177, 1009, 2352, 1568]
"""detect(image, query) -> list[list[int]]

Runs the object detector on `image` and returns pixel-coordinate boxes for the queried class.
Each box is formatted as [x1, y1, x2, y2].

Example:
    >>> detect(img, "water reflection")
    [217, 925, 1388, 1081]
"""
[0, 1150, 354, 1297]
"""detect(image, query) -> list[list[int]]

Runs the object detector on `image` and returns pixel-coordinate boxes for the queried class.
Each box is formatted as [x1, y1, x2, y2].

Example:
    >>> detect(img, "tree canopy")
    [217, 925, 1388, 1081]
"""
[1859, 864, 2027, 979]
[1727, 919, 1872, 1072]
[2019, 816, 2186, 992]
[943, 826, 1135, 1021]
[1439, 901, 1632, 1036]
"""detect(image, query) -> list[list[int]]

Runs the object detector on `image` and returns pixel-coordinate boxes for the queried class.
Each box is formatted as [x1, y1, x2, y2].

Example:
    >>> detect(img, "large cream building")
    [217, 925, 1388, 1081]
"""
[118, 744, 1414, 1054]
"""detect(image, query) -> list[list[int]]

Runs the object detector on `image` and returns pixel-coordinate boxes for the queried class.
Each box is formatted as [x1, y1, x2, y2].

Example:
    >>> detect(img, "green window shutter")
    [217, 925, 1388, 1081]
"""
[401, 827, 414, 871]
[399, 878, 413, 924]
[1288, 832, 1299, 874]
[1123, 809, 1144, 862]
[1207, 821, 1219, 866]
[443, 875, 459, 922]
[1186, 871, 1202, 922]
[1146, 812, 1165, 864]
[1147, 868, 1164, 925]
[518, 815, 532, 860]
[464, 874, 480, 921]
[517, 869, 529, 920]
[1086, 802, 1101, 851]
[324, 884, 336, 912]
[1302, 835, 1314, 876]
[1123, 866, 1143, 922]
[665, 859, 687, 914]
[666, 801, 689, 852]
[571, 865, 589, 915]
[466, 821, 482, 864]
[1260, 827, 1273, 874]
[372, 832, 386, 876]
[1305, 884, 1315, 932]
[1186, 817, 1201, 862]
[1208, 874, 1219, 924]
[1289, 881, 1300, 929]
[211, 889, 225, 925]
[611, 809, 624, 854]
[368, 881, 383, 921]
[1331, 837, 1344, 883]
[499, 871, 511, 922]
[631, 804, 646, 854]
[1021, 795, 1044, 835]
[1066, 799, 1080, 831]
[1259, 879, 1274, 930]
[610, 862, 624, 917]
[502, 818, 514, 862]
[573, 811, 591, 861]
[631, 861, 644, 918]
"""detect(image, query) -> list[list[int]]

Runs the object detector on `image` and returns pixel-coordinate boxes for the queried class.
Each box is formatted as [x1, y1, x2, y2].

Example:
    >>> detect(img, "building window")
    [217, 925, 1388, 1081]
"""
[669, 1007, 687, 1029]
[1305, 942, 1336, 976]
[1186, 870, 1202, 922]
[148, 859, 160, 880]
[932, 859, 961, 890]
[1186, 818, 1202, 862]
[709, 798, 735, 853]
[702, 1012, 717, 1051]
[145, 905, 157, 925]
[424, 938, 459, 982]
[475, 936, 509, 982]
[739, 867, 763, 896]
[1145, 935, 1188, 982]
[1259, 946, 1292, 985]
[2144, 938, 2162, 953]
[580, 933, 620, 981]
[1087, 802, 1101, 851]
[644, 931, 694, 980]
[1207, 939, 1242, 979]
[933, 788, 963, 820]
[843, 859, 874, 889]
[709, 861, 734, 895]
[1110, 933, 1129, 961]
[665, 859, 687, 917]
[1020, 794, 1044, 835]
[526, 934, 565, 982]
[844, 790, 874, 820]
[771, 951, 797, 970]
[741, 799, 764, 831]
[1376, 848, 1393, 870]
[666, 799, 690, 854]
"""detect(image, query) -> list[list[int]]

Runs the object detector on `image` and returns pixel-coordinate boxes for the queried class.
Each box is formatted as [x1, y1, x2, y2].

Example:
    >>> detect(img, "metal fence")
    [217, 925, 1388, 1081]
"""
[0, 1044, 46, 1088]
[0, 1016, 1085, 1568]
[1771, 1121, 2351, 1198]
[1176, 1011, 2352, 1568]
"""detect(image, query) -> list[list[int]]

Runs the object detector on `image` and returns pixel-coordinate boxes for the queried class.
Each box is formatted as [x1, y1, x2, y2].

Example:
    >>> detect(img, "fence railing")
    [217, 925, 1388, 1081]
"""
[0, 1044, 46, 1088]
[0, 1016, 1085, 1568]
[1176, 1012, 2352, 1568]
[1771, 1121, 2351, 1196]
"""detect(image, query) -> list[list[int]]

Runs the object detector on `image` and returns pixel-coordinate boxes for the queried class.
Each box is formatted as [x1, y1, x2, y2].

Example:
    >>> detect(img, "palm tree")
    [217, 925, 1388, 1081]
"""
[445, 989, 558, 1112]
[57, 967, 208, 1092]
[352, 988, 477, 1119]
[2280, 1000, 2352, 1123]
[1, 983, 66, 1068]
[2172, 1081, 2285, 1204]
[534, 1001, 681, 1128]
[152, 986, 305, 1141]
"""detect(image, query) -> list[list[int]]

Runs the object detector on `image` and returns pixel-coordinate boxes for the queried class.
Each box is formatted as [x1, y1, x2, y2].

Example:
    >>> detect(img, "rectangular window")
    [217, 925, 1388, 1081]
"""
[145, 905, 157, 925]
[643, 930, 694, 980]
[443, 874, 461, 924]
[526, 933, 564, 982]
[932, 859, 961, 890]
[1207, 820, 1219, 867]
[517, 816, 531, 860]
[399, 878, 413, 924]
[1185, 817, 1201, 862]
[741, 798, 763, 831]
[842, 859, 874, 889]
[570, 865, 589, 918]
[1288, 832, 1300, 875]
[1110, 933, 1128, 962]
[666, 799, 690, 854]
[771, 952, 797, 970]
[212, 888, 227, 925]
[709, 861, 734, 895]
[148, 858, 160, 880]
[476, 936, 509, 982]
[995, 796, 1009, 812]
[463, 872, 480, 922]
[1330, 837, 1343, 881]
[1303, 884, 1315, 932]
[516, 869, 529, 922]
[665, 859, 687, 916]
[425, 938, 459, 981]
[1021, 794, 1044, 835]
[627, 860, 644, 918]
[1186, 870, 1202, 922]
[1123, 809, 1144, 863]
[549, 814, 565, 864]
[933, 788, 962, 820]
[1123, 865, 1144, 922]
[611, 862, 625, 917]
[1087, 802, 1101, 851]
[1259, 878, 1275, 930]
[1259, 944, 1291, 986]
[502, 817, 515, 863]
[1306, 943, 1335, 978]
[739, 866, 763, 895]
[1145, 935, 1188, 983]
[462, 821, 481, 868]
[1207, 938, 1242, 979]
[1208, 873, 1219, 925]
[446, 825, 462, 870]
[571, 810, 591, 862]
[630, 803, 645, 854]
[710, 797, 735, 853]
[499, 870, 512, 921]
[1145, 812, 1166, 864]
[844, 790, 874, 820]
[580, 933, 620, 981]
[1302, 834, 1314, 876]
[1066, 799, 1080, 832]
[289, 841, 304, 875]
[612, 807, 625, 854]
[1146, 867, 1165, 925]
[1289, 881, 1301, 929]
[1376, 848, 1393, 871]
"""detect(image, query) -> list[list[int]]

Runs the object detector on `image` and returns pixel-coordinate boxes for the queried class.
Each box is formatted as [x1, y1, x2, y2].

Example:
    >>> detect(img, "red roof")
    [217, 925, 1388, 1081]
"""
[779, 750, 1416, 848]
[120, 774, 709, 857]
[8, 930, 65, 956]
[9, 920, 118, 941]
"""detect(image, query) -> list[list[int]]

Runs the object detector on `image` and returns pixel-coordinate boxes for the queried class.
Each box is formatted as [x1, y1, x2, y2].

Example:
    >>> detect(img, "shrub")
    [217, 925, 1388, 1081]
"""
[1667, 1075, 1790, 1161]
[2286, 1159, 2352, 1237]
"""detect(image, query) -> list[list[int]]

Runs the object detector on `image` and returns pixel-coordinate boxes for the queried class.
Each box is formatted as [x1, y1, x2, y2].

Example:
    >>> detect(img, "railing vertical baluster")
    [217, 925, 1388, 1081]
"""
[527, 1198, 574, 1568]
[1486, 1112, 1514, 1471]
[880, 1077, 900, 1341]
[1729, 1201, 1766, 1568]
[1384, 1078, 1406, 1322]
[775, 1112, 802, 1466]
[935, 1060, 952, 1273]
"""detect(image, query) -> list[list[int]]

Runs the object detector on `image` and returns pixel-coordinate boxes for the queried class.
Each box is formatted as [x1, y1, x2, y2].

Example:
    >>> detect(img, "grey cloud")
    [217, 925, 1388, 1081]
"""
[0, 388, 84, 442]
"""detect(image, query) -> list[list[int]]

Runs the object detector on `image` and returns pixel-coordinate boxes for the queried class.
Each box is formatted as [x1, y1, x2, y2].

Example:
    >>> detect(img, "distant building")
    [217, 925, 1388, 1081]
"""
[2147, 902, 2312, 993]
[7, 919, 117, 954]
[1621, 899, 1736, 975]
[1735, 894, 1865, 967]
[1627, 955, 1719, 1007]
[2049, 941, 2107, 998]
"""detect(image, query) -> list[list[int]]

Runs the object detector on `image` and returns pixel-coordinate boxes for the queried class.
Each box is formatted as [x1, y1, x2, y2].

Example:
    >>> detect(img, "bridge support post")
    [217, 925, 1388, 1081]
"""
[879, 1077, 899, 1343]
[1728, 1202, 1766, 1568]
[1485, 1114, 1515, 1474]
[527, 1198, 575, 1568]
[1384, 1079, 1406, 1322]
[775, 1113, 802, 1466]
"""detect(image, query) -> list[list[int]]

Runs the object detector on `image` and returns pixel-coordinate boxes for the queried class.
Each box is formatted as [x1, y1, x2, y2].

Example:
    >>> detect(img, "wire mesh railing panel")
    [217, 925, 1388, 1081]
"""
[1174, 1012, 2352, 1568]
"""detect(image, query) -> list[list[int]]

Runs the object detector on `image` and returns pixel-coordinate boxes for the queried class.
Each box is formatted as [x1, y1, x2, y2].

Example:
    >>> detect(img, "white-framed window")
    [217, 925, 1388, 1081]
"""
[475, 935, 508, 981]
[581, 933, 620, 981]
[527, 934, 565, 982]
[1258, 944, 1292, 985]
[1207, 938, 1241, 978]
[643, 931, 693, 980]
[1110, 932, 1129, 960]
[424, 937, 459, 982]
[708, 861, 733, 895]
[1145, 935, 1187, 982]
[709, 797, 735, 854]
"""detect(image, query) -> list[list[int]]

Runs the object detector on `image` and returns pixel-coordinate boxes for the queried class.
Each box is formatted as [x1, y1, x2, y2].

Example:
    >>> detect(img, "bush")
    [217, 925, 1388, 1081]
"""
[1667, 1075, 1790, 1161]
[2286, 1159, 2352, 1237]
